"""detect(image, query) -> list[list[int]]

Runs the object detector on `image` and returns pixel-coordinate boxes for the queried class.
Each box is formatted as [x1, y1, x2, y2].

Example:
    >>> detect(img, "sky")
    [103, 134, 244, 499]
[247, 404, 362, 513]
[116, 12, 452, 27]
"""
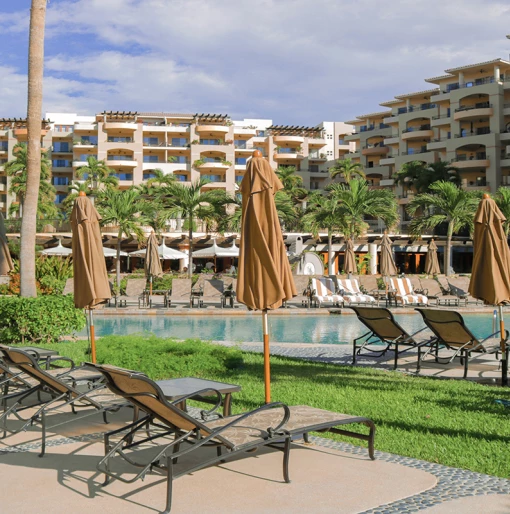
[0, 0, 509, 125]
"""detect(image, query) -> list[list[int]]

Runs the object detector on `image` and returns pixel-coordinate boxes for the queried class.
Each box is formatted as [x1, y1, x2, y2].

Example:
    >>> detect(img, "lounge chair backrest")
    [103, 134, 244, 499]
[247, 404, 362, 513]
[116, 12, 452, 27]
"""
[419, 278, 442, 296]
[408, 276, 422, 292]
[125, 278, 147, 296]
[338, 278, 362, 295]
[390, 277, 415, 297]
[359, 275, 379, 291]
[91, 364, 217, 438]
[436, 275, 450, 293]
[293, 275, 310, 295]
[63, 278, 74, 295]
[312, 277, 336, 296]
[350, 306, 409, 340]
[446, 277, 469, 295]
[193, 274, 207, 291]
[416, 308, 476, 346]
[202, 279, 224, 298]
[170, 278, 192, 299]
[0, 346, 81, 397]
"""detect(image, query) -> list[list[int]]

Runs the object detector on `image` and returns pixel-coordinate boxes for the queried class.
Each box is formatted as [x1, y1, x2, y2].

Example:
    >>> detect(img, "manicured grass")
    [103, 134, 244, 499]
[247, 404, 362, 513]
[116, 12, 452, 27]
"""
[30, 335, 510, 478]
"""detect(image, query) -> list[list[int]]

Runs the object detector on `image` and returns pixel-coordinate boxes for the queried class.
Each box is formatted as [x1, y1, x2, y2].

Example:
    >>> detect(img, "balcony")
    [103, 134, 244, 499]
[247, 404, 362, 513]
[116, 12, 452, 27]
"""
[382, 114, 399, 124]
[103, 122, 137, 131]
[380, 179, 394, 187]
[106, 157, 137, 167]
[142, 124, 190, 133]
[195, 124, 230, 134]
[380, 156, 396, 165]
[453, 103, 493, 121]
[465, 182, 490, 192]
[73, 139, 98, 148]
[454, 130, 491, 140]
[451, 154, 489, 168]
[431, 114, 451, 127]
[308, 137, 327, 147]
[74, 123, 97, 132]
[233, 127, 257, 136]
[0, 183, 6, 192]
[273, 135, 304, 144]
[308, 152, 327, 161]
[383, 134, 400, 145]
[195, 159, 231, 170]
[361, 144, 389, 156]
[401, 127, 433, 141]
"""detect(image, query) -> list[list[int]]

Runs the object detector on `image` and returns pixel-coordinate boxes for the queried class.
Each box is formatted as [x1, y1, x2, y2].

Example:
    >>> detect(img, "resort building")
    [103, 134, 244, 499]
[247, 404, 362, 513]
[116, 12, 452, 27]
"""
[0, 112, 354, 218]
[344, 58, 510, 229]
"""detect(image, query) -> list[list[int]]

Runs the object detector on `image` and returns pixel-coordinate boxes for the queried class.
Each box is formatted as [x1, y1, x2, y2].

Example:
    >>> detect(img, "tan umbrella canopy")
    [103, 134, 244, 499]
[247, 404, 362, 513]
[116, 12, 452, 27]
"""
[343, 238, 357, 275]
[424, 238, 441, 276]
[379, 232, 397, 276]
[237, 153, 296, 402]
[468, 194, 510, 386]
[145, 232, 163, 295]
[0, 212, 13, 275]
[71, 192, 111, 363]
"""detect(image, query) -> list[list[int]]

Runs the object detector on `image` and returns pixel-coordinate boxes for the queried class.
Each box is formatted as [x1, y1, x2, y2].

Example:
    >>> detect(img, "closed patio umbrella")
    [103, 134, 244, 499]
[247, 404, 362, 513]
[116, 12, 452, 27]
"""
[0, 212, 13, 275]
[468, 194, 510, 386]
[71, 192, 111, 363]
[344, 238, 357, 275]
[379, 232, 397, 276]
[237, 153, 296, 402]
[145, 231, 163, 295]
[424, 238, 441, 276]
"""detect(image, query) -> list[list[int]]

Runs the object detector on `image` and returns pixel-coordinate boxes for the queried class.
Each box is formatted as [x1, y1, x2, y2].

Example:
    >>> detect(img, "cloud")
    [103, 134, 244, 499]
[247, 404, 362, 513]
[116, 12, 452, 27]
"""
[1, 0, 509, 123]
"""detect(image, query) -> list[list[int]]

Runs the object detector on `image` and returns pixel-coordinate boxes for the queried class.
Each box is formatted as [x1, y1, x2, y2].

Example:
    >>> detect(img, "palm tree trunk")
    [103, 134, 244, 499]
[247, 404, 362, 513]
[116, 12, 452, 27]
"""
[20, 0, 47, 297]
[188, 213, 193, 278]
[327, 229, 334, 275]
[445, 222, 453, 277]
[116, 229, 122, 288]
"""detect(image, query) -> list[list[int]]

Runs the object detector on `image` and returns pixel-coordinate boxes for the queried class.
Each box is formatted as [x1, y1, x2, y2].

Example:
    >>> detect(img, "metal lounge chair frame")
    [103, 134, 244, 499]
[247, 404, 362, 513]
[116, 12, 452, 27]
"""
[116, 278, 148, 308]
[0, 346, 127, 457]
[415, 308, 510, 378]
[88, 363, 376, 514]
[349, 306, 432, 369]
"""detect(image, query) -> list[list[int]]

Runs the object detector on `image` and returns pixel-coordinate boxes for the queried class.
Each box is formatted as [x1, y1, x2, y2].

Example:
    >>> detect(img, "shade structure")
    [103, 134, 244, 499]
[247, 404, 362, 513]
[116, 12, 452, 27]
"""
[102, 246, 128, 258]
[468, 195, 510, 386]
[424, 239, 441, 275]
[192, 240, 239, 258]
[71, 194, 111, 364]
[145, 232, 163, 295]
[129, 241, 187, 260]
[343, 238, 357, 275]
[40, 240, 72, 256]
[237, 156, 296, 403]
[0, 212, 13, 275]
[379, 232, 397, 276]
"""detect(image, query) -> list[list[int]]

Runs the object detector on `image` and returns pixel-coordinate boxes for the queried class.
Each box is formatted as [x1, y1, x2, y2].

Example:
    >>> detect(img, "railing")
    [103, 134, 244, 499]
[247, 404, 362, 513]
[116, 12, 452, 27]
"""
[454, 130, 491, 138]
[74, 139, 98, 146]
[432, 113, 451, 120]
[108, 155, 134, 161]
[397, 104, 437, 114]
[442, 76, 496, 93]
[464, 181, 489, 189]
[454, 102, 491, 112]
[3, 218, 72, 233]
[276, 148, 302, 154]
[402, 125, 431, 133]
[452, 153, 487, 161]
[359, 123, 391, 132]
[0, 144, 8, 151]
[202, 175, 224, 182]
[430, 136, 452, 142]
[361, 143, 387, 149]
[402, 149, 429, 155]
[107, 137, 133, 143]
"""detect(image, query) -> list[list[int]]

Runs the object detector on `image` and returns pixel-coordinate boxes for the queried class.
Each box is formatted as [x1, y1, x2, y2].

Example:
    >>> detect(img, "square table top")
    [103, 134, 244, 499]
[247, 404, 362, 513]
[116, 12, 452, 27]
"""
[17, 347, 60, 358]
[156, 377, 241, 400]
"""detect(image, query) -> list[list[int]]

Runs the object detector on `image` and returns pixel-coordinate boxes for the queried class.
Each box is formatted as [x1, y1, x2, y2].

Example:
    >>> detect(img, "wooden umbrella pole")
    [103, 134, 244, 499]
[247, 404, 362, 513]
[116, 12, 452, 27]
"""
[150, 275, 153, 295]
[499, 305, 508, 386]
[263, 309, 271, 403]
[89, 309, 97, 364]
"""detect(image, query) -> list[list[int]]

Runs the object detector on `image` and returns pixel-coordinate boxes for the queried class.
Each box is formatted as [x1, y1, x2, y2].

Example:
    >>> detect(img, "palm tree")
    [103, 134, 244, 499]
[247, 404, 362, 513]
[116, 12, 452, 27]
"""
[494, 187, 510, 236]
[96, 188, 149, 287]
[327, 179, 398, 239]
[18, 0, 48, 297]
[394, 160, 461, 194]
[76, 156, 118, 192]
[275, 166, 308, 206]
[5, 142, 57, 219]
[163, 179, 233, 277]
[407, 181, 479, 276]
[61, 181, 90, 217]
[301, 192, 344, 275]
[329, 157, 365, 183]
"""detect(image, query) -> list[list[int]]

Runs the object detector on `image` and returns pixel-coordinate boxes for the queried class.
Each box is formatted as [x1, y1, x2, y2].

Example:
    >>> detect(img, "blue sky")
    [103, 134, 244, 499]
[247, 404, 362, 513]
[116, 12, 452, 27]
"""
[1, 0, 509, 124]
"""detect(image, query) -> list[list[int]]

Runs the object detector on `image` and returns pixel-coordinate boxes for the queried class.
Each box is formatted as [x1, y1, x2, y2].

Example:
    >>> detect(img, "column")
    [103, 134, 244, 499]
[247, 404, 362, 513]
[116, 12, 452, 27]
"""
[369, 243, 378, 275]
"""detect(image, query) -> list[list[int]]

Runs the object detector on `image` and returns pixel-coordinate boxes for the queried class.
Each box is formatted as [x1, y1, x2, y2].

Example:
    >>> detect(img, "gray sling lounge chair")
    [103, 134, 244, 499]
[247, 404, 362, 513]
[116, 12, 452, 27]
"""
[87, 363, 376, 514]
[0, 346, 128, 457]
[167, 278, 193, 308]
[350, 306, 433, 369]
[415, 308, 509, 378]
[199, 279, 225, 308]
[116, 278, 147, 307]
[62, 277, 74, 295]
[446, 277, 482, 306]
[285, 275, 311, 308]
[419, 278, 459, 306]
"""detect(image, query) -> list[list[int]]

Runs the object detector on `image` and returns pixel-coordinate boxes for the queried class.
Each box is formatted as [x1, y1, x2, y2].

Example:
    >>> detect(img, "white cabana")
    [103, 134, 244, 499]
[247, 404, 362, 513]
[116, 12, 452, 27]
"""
[40, 241, 72, 256]
[103, 247, 128, 258]
[129, 241, 187, 260]
[192, 240, 239, 258]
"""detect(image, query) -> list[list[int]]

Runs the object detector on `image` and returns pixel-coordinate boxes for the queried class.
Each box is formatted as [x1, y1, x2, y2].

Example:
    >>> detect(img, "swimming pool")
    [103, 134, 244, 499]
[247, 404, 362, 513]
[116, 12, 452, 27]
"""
[84, 312, 498, 345]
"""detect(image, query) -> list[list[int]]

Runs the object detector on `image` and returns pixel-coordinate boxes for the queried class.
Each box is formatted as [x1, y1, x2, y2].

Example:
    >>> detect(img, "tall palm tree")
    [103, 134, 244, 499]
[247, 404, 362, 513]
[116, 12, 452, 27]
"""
[301, 192, 344, 275]
[19, 0, 47, 297]
[5, 142, 57, 218]
[96, 188, 149, 287]
[407, 181, 479, 276]
[329, 157, 365, 183]
[328, 179, 398, 239]
[163, 178, 233, 277]
[394, 160, 461, 194]
[76, 156, 118, 192]
[494, 187, 510, 236]
[275, 166, 308, 206]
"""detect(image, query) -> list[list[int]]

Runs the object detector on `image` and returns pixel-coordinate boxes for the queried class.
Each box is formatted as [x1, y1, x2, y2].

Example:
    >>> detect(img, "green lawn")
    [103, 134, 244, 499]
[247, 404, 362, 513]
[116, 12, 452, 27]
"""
[29, 334, 510, 478]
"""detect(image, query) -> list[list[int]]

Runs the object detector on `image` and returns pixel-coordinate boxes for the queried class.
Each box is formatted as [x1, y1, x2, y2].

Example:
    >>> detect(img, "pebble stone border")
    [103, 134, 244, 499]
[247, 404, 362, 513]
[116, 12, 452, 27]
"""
[2, 430, 509, 512]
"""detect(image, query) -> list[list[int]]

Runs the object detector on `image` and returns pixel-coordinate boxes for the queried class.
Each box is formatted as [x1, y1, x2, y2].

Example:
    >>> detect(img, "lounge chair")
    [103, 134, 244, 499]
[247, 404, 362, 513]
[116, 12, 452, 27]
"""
[415, 308, 509, 378]
[199, 279, 225, 308]
[62, 277, 74, 295]
[435, 275, 450, 294]
[223, 277, 237, 308]
[446, 277, 481, 306]
[388, 277, 428, 306]
[285, 275, 311, 308]
[310, 277, 343, 308]
[419, 278, 459, 306]
[167, 278, 193, 308]
[337, 278, 375, 306]
[358, 275, 388, 306]
[408, 276, 424, 294]
[0, 346, 128, 456]
[349, 306, 432, 369]
[87, 363, 376, 514]
[116, 278, 147, 308]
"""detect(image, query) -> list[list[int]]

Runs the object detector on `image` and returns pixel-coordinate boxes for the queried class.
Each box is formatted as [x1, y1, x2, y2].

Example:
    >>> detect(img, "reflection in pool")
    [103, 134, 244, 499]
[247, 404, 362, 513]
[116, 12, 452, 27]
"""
[81, 312, 497, 345]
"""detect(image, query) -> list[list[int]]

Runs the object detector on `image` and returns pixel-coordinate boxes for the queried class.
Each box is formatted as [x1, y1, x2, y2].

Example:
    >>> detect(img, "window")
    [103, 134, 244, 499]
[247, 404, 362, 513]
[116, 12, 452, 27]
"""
[172, 156, 189, 164]
[80, 136, 98, 145]
[234, 141, 247, 149]
[112, 173, 133, 181]
[55, 194, 67, 204]
[309, 165, 319, 173]
[53, 142, 70, 152]
[235, 175, 243, 184]
[0, 142, 8, 151]
[235, 157, 247, 165]
[367, 161, 374, 168]
[110, 155, 133, 161]
[171, 138, 188, 146]
[338, 138, 344, 144]
[52, 159, 71, 167]
[107, 137, 132, 143]
[52, 177, 69, 186]
[446, 82, 459, 92]
[200, 139, 220, 145]
[143, 137, 159, 146]
[175, 174, 188, 182]
[143, 155, 159, 163]
[256, 130, 265, 137]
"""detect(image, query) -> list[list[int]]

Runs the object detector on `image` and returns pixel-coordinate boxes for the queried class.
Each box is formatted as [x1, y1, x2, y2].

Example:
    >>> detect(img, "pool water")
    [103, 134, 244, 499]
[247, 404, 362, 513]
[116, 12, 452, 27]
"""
[83, 313, 499, 345]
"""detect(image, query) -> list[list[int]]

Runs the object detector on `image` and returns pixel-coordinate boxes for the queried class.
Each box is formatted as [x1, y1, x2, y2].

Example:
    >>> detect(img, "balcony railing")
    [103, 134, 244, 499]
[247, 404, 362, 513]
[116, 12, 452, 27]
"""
[453, 152, 487, 161]
[107, 137, 133, 143]
[454, 130, 491, 138]
[108, 155, 134, 161]
[396, 104, 437, 114]
[454, 102, 491, 113]
[402, 149, 429, 155]
[442, 76, 496, 93]
[402, 125, 431, 133]
[431, 113, 451, 120]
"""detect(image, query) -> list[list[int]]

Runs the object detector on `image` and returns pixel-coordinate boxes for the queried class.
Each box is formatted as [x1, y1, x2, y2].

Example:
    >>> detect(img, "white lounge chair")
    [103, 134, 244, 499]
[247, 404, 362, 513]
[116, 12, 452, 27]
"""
[337, 278, 375, 305]
[389, 277, 428, 306]
[311, 277, 343, 308]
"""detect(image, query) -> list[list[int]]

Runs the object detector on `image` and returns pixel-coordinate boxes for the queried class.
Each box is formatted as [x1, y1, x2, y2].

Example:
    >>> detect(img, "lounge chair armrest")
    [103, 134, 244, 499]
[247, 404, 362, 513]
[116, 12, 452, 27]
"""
[169, 387, 223, 417]
[47, 356, 75, 369]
